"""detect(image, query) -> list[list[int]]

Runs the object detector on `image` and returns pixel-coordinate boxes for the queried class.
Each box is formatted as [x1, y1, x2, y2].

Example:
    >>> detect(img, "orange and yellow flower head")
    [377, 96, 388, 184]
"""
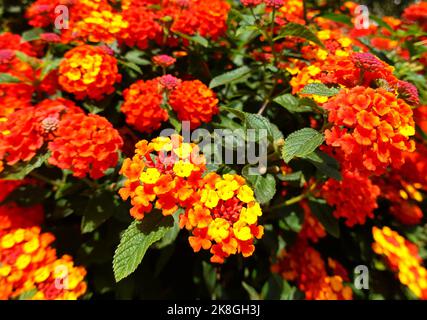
[0, 227, 87, 300]
[58, 45, 121, 100]
[119, 135, 206, 220]
[323, 86, 415, 175]
[272, 240, 353, 300]
[180, 172, 264, 263]
[372, 226, 427, 299]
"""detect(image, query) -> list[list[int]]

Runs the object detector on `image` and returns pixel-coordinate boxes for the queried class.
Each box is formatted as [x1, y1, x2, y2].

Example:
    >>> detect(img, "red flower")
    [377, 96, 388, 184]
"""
[322, 171, 380, 227]
[324, 86, 415, 174]
[169, 80, 219, 128]
[121, 78, 169, 133]
[48, 113, 123, 179]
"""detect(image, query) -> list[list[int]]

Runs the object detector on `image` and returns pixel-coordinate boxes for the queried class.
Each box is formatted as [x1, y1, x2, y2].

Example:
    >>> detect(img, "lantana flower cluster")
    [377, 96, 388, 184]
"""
[119, 135, 264, 263]
[373, 227, 427, 299]
[0, 98, 123, 179]
[0, 180, 86, 300]
[272, 240, 353, 300]
[121, 76, 219, 133]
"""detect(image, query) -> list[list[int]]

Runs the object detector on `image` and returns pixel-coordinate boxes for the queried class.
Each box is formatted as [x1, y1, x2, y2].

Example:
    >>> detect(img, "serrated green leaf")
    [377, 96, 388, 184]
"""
[243, 170, 276, 204]
[0, 73, 21, 84]
[153, 209, 182, 249]
[301, 83, 340, 97]
[274, 94, 313, 113]
[245, 113, 273, 141]
[282, 128, 324, 163]
[308, 199, 340, 238]
[209, 66, 251, 89]
[113, 213, 174, 282]
[274, 23, 324, 48]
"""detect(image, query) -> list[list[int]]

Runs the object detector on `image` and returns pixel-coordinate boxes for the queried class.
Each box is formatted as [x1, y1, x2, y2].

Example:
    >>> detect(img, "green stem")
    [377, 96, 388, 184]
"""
[29, 172, 59, 187]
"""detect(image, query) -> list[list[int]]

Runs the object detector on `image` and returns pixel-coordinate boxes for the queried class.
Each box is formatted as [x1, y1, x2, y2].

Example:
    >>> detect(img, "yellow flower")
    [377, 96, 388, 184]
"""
[1, 234, 15, 249]
[215, 179, 239, 201]
[173, 160, 195, 178]
[13, 229, 26, 243]
[201, 189, 219, 208]
[0, 265, 11, 277]
[15, 254, 31, 270]
[307, 65, 321, 76]
[140, 168, 161, 184]
[317, 30, 331, 40]
[23, 237, 40, 254]
[34, 267, 51, 283]
[173, 143, 193, 159]
[240, 202, 262, 225]
[151, 137, 172, 152]
[233, 220, 252, 241]
[237, 185, 255, 203]
[208, 218, 230, 242]
[399, 125, 415, 137]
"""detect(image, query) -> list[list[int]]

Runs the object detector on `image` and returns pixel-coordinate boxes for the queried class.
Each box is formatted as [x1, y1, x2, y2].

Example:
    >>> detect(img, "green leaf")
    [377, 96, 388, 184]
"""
[113, 212, 174, 282]
[119, 60, 143, 75]
[18, 288, 37, 300]
[305, 150, 342, 181]
[153, 209, 182, 249]
[242, 282, 261, 300]
[319, 13, 352, 26]
[243, 170, 276, 204]
[0, 73, 21, 84]
[124, 50, 151, 66]
[281, 128, 324, 163]
[308, 198, 340, 238]
[15, 51, 40, 69]
[0, 152, 50, 180]
[209, 66, 251, 89]
[81, 192, 116, 234]
[173, 31, 209, 48]
[280, 209, 304, 233]
[39, 58, 62, 80]
[22, 28, 43, 42]
[236, 25, 259, 38]
[245, 113, 273, 141]
[167, 108, 182, 133]
[261, 274, 297, 300]
[274, 23, 324, 48]
[274, 94, 313, 113]
[301, 83, 340, 97]
[277, 171, 303, 182]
